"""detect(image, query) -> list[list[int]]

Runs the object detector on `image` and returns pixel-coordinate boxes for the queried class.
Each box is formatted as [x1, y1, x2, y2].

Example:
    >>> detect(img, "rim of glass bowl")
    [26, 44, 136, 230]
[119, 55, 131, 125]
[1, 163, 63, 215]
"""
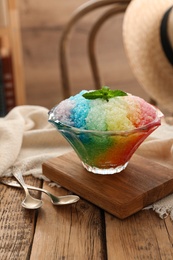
[48, 107, 163, 136]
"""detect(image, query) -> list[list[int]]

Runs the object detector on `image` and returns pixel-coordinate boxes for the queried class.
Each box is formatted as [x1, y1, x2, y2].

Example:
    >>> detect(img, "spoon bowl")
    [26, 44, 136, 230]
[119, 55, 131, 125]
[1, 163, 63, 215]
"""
[21, 194, 43, 209]
[12, 172, 43, 209]
[50, 194, 80, 205]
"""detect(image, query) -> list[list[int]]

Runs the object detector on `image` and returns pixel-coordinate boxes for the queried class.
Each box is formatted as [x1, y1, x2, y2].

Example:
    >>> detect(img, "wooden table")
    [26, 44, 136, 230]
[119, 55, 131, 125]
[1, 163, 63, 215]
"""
[1, 175, 173, 260]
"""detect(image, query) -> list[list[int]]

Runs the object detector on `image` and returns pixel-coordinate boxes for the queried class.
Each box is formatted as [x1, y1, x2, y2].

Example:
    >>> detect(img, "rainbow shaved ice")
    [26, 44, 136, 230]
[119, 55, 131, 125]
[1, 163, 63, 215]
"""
[49, 87, 162, 174]
[52, 90, 158, 131]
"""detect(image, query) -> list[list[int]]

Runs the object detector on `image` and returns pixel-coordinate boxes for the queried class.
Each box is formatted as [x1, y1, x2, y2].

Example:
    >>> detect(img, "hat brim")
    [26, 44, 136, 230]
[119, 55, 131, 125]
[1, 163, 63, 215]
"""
[123, 0, 173, 113]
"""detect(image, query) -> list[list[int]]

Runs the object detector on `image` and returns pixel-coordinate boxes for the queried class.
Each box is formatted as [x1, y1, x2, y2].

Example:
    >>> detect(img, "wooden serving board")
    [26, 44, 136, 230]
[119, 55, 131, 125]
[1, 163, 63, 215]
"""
[42, 151, 173, 219]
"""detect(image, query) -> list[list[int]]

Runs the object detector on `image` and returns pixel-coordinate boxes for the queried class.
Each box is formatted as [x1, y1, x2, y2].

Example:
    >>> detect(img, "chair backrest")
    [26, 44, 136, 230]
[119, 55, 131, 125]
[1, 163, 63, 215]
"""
[59, 0, 130, 99]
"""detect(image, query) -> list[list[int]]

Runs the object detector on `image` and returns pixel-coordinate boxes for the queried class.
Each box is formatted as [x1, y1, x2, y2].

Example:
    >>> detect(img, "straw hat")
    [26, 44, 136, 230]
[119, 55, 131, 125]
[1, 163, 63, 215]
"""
[123, 0, 173, 113]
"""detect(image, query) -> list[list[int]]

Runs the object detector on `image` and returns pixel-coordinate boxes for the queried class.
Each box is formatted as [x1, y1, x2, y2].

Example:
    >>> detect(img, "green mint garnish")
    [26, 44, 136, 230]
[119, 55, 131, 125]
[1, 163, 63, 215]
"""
[82, 86, 127, 101]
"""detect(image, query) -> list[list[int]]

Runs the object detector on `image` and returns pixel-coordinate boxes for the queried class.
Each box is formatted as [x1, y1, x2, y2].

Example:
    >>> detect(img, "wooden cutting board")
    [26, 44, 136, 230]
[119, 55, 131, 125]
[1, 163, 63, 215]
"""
[42, 151, 173, 219]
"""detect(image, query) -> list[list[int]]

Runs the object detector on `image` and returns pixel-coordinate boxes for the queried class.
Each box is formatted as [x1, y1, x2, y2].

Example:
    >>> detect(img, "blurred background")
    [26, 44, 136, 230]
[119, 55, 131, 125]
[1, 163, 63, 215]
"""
[1, 0, 151, 115]
[19, 0, 149, 109]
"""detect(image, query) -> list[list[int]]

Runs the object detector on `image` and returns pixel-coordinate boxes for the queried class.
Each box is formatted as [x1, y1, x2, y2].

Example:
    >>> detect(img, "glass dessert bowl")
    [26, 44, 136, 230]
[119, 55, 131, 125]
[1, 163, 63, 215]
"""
[48, 109, 162, 174]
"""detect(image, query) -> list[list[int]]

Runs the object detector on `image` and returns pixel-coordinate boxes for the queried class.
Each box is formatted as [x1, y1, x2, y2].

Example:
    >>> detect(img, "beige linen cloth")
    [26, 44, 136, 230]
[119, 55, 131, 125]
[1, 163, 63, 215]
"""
[0, 105, 72, 180]
[0, 105, 173, 219]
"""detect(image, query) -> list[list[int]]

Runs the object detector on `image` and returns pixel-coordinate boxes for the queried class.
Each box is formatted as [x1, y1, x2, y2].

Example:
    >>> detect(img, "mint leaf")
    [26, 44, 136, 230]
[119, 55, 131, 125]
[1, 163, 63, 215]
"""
[82, 86, 127, 101]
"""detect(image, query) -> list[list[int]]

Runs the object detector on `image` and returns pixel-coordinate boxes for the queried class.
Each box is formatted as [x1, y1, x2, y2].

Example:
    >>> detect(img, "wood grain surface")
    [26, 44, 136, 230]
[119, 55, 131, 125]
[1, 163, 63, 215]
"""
[0, 176, 41, 259]
[105, 211, 173, 259]
[30, 182, 106, 260]
[42, 151, 173, 219]
[1, 174, 173, 259]
[18, 0, 149, 109]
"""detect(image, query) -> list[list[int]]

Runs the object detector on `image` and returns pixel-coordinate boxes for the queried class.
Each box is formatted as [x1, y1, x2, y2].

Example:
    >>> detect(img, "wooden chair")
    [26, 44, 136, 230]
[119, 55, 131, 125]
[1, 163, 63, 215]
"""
[59, 0, 130, 99]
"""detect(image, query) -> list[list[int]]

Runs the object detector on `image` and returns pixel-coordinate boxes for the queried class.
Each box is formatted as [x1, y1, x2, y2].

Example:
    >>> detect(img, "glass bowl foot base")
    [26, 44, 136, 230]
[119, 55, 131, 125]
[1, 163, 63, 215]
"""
[82, 161, 129, 174]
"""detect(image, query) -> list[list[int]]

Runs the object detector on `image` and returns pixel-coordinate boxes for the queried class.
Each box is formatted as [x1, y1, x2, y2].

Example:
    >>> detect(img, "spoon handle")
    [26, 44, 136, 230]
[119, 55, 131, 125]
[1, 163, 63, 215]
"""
[1, 179, 43, 192]
[0, 179, 80, 205]
[12, 172, 29, 195]
[3, 178, 50, 195]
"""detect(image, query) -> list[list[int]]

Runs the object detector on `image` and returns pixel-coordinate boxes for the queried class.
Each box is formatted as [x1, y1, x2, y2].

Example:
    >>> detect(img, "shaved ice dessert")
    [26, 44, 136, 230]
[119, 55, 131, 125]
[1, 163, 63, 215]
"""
[49, 87, 162, 174]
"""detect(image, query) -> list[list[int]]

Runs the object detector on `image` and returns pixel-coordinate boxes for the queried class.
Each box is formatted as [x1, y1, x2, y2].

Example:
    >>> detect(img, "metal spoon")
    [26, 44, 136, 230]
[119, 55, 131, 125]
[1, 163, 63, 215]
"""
[12, 172, 43, 209]
[0, 179, 80, 205]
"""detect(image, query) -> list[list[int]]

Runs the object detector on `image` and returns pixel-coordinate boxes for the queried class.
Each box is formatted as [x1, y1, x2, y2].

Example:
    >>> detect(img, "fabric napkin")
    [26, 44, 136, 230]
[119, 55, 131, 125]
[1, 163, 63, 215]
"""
[0, 105, 72, 180]
[0, 105, 173, 219]
[135, 118, 173, 219]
